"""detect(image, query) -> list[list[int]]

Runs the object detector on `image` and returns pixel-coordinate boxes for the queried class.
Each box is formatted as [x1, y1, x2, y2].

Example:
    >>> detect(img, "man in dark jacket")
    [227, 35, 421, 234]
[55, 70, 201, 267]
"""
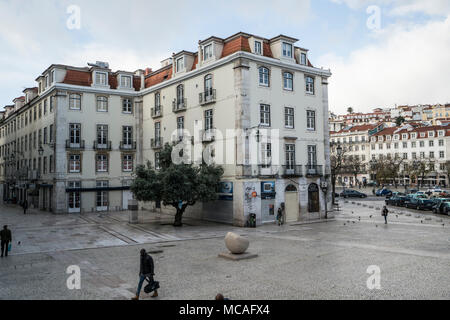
[23, 200, 28, 215]
[132, 249, 158, 300]
[1, 225, 12, 257]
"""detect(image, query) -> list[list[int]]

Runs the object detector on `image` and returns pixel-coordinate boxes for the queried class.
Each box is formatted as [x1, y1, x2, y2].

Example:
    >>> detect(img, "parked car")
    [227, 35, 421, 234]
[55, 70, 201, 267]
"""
[432, 200, 450, 215]
[376, 188, 393, 197]
[405, 197, 434, 210]
[340, 189, 368, 198]
[385, 195, 408, 207]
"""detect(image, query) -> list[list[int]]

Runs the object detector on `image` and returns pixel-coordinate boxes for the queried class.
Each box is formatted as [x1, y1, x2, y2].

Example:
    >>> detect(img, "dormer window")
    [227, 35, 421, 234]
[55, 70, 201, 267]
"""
[282, 42, 293, 58]
[203, 44, 213, 61]
[120, 75, 132, 89]
[95, 71, 108, 86]
[255, 41, 262, 55]
[49, 70, 55, 84]
[176, 57, 185, 73]
[301, 53, 307, 65]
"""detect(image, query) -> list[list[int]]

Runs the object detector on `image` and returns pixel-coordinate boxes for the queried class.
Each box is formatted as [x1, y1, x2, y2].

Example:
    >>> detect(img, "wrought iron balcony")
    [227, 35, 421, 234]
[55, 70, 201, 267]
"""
[305, 164, 324, 177]
[172, 98, 187, 113]
[151, 106, 163, 118]
[151, 137, 163, 150]
[93, 141, 112, 151]
[281, 165, 303, 177]
[119, 141, 136, 151]
[199, 89, 216, 105]
[66, 140, 85, 150]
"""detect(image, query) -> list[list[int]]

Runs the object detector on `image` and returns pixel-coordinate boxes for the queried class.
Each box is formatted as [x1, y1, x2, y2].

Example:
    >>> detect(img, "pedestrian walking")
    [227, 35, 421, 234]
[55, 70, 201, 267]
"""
[277, 208, 283, 226]
[22, 199, 28, 215]
[1, 225, 12, 258]
[132, 249, 158, 300]
[382, 206, 389, 224]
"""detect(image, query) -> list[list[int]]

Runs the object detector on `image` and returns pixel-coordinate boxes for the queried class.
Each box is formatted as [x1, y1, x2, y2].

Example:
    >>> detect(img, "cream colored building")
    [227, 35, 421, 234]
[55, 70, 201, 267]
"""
[0, 32, 332, 226]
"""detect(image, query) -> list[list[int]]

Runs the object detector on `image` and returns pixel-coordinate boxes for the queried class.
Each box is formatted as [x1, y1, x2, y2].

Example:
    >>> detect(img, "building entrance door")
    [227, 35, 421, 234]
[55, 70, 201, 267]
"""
[285, 185, 299, 222]
[308, 183, 320, 213]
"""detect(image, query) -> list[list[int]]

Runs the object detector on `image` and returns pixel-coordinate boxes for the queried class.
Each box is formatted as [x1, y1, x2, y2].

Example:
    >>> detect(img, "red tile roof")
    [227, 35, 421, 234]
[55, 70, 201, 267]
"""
[221, 36, 252, 58]
[144, 66, 173, 88]
[372, 125, 450, 139]
[63, 70, 92, 86]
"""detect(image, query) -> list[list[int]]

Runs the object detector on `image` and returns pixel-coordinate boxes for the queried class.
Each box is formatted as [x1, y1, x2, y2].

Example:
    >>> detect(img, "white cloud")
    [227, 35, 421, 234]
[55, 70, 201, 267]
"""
[0, 0, 313, 107]
[318, 15, 450, 114]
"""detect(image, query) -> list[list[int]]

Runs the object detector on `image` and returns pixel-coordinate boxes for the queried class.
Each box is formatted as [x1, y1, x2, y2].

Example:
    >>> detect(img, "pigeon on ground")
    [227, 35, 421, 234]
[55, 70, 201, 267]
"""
[369, 215, 373, 219]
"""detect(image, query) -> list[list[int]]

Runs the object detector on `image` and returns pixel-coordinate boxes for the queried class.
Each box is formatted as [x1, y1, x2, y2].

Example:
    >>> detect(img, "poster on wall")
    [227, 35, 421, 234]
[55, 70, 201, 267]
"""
[218, 182, 233, 201]
[261, 181, 276, 199]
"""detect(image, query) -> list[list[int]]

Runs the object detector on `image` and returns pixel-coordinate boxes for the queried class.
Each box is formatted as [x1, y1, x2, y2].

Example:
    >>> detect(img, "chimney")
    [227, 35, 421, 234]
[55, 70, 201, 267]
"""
[144, 68, 152, 76]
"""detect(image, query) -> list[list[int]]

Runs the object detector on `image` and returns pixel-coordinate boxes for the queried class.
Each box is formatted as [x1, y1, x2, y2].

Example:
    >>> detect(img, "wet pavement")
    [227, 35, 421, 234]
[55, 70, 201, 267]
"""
[0, 199, 449, 300]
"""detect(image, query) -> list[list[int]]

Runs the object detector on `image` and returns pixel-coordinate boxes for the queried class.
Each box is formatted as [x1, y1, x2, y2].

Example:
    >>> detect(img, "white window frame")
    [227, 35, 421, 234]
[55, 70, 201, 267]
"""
[282, 42, 293, 58]
[176, 57, 185, 73]
[95, 71, 108, 86]
[305, 76, 314, 94]
[258, 67, 270, 87]
[307, 110, 316, 131]
[203, 44, 213, 61]
[120, 75, 132, 89]
[283, 72, 293, 91]
[255, 41, 262, 55]
[96, 96, 108, 112]
[260, 104, 271, 127]
[285, 107, 294, 129]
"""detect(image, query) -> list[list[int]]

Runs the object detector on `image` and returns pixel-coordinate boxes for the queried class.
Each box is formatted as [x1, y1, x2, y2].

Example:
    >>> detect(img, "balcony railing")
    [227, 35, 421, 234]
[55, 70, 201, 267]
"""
[151, 137, 163, 149]
[172, 98, 187, 113]
[66, 140, 85, 150]
[120, 141, 136, 151]
[199, 89, 216, 105]
[93, 141, 112, 151]
[258, 165, 279, 177]
[281, 165, 303, 177]
[201, 129, 216, 143]
[151, 106, 163, 118]
[305, 164, 324, 177]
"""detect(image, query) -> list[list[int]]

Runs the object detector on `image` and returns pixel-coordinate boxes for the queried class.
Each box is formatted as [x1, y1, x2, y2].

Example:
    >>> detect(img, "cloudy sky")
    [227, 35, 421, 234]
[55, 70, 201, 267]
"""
[0, 0, 449, 114]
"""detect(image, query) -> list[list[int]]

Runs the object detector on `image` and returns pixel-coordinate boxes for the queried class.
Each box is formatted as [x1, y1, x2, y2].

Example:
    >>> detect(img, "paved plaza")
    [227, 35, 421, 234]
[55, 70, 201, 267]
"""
[0, 198, 449, 300]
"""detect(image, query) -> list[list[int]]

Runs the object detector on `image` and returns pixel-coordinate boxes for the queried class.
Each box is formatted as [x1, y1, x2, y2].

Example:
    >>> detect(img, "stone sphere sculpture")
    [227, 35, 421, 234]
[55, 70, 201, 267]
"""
[225, 232, 249, 254]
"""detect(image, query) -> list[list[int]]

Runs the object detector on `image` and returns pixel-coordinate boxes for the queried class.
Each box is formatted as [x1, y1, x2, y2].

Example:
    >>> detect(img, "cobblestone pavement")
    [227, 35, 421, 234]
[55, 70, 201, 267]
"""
[0, 200, 449, 300]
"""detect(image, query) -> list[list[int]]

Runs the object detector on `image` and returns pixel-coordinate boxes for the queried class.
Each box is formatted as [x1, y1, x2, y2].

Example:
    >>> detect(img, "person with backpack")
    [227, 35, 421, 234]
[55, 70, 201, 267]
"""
[382, 206, 389, 224]
[1, 225, 12, 257]
[132, 249, 158, 300]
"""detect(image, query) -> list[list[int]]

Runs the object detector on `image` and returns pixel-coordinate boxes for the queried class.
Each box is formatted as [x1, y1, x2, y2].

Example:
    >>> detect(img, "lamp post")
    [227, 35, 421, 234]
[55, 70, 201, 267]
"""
[320, 177, 329, 219]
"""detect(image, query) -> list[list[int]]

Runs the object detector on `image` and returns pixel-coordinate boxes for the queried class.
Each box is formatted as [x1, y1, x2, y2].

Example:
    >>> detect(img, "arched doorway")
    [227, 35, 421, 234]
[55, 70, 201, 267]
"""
[285, 184, 299, 222]
[308, 183, 320, 213]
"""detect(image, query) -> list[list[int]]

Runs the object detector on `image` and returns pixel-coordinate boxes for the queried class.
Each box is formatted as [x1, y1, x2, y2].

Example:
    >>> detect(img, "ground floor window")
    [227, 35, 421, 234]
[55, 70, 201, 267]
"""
[96, 181, 109, 211]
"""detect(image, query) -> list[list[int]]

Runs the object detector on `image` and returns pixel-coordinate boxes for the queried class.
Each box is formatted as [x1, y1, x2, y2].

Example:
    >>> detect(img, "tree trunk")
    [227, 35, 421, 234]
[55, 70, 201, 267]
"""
[173, 207, 185, 227]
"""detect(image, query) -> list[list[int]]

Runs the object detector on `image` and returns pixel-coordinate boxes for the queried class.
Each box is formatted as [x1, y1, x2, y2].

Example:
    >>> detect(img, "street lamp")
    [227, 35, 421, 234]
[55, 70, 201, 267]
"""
[336, 144, 343, 157]
[320, 177, 329, 219]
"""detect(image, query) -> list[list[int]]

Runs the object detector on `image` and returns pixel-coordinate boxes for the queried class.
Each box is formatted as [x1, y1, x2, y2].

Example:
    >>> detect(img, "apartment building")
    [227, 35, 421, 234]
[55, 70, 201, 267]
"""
[330, 124, 378, 186]
[369, 124, 450, 186]
[0, 62, 140, 213]
[0, 32, 332, 227]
